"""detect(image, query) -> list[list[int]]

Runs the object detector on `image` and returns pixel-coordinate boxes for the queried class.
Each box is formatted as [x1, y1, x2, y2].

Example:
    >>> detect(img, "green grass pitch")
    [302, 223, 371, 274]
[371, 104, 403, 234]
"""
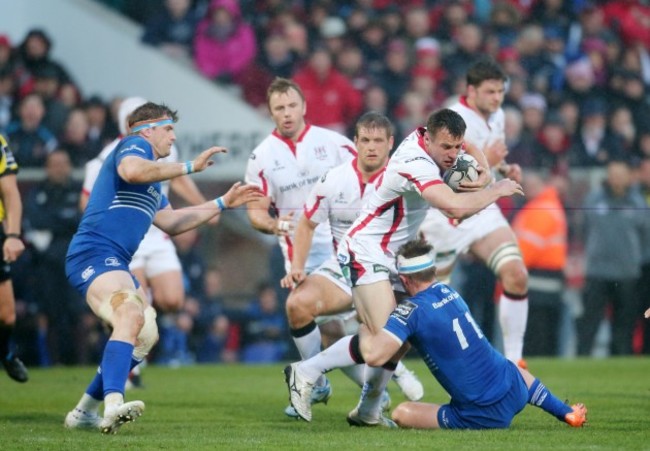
[0, 358, 648, 450]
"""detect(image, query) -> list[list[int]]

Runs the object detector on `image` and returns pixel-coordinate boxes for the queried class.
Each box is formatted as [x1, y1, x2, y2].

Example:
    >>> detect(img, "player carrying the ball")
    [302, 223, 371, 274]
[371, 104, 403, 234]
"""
[419, 57, 531, 368]
[285, 108, 523, 425]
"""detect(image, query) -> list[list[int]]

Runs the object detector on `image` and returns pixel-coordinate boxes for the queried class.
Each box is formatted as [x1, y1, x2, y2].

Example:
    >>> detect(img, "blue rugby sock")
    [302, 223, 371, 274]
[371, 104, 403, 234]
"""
[86, 356, 142, 401]
[528, 379, 572, 420]
[100, 340, 135, 398]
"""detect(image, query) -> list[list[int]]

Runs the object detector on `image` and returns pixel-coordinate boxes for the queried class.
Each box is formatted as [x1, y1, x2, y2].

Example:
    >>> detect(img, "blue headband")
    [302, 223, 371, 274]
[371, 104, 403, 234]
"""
[131, 118, 174, 133]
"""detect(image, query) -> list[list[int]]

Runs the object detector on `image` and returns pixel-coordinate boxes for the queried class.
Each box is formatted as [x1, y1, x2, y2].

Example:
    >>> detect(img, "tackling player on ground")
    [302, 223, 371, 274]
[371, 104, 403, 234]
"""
[63, 102, 261, 434]
[419, 57, 530, 367]
[285, 108, 523, 425]
[363, 238, 587, 430]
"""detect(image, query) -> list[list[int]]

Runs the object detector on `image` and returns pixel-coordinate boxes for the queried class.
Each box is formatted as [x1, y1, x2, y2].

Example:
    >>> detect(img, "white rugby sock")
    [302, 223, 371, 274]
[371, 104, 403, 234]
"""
[76, 393, 101, 414]
[298, 335, 356, 383]
[358, 366, 393, 420]
[341, 364, 365, 387]
[291, 323, 325, 386]
[499, 293, 528, 362]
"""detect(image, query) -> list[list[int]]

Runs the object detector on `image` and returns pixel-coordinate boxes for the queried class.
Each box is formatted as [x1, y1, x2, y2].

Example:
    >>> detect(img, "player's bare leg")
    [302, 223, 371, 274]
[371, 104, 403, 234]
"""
[471, 227, 529, 365]
[66, 272, 150, 433]
[392, 402, 442, 429]
[143, 269, 184, 313]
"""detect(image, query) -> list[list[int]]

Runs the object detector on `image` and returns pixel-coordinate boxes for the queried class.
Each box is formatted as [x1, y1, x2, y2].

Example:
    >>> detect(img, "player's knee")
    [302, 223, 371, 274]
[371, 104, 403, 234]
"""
[134, 306, 158, 360]
[102, 288, 146, 330]
[391, 403, 411, 427]
[286, 290, 318, 327]
[500, 261, 528, 294]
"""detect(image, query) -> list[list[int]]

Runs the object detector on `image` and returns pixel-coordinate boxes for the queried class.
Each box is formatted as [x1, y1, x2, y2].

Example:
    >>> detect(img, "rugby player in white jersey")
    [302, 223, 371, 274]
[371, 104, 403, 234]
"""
[418, 57, 530, 367]
[281, 112, 424, 408]
[245, 77, 357, 412]
[285, 108, 524, 426]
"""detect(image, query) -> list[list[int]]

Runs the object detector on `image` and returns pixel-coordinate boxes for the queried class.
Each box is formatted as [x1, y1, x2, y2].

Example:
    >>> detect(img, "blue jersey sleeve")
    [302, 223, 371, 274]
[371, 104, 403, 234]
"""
[384, 300, 419, 345]
[115, 136, 154, 164]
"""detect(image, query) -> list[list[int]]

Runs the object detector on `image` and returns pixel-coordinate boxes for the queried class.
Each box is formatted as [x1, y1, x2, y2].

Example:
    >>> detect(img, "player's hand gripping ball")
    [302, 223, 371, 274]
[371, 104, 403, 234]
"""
[443, 154, 480, 192]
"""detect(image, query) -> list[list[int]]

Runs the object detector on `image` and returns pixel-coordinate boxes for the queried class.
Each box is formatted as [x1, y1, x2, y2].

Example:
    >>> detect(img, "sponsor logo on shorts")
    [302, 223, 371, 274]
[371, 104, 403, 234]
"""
[104, 257, 121, 267]
[372, 264, 389, 274]
[393, 300, 417, 320]
[337, 253, 349, 265]
[81, 266, 95, 281]
[319, 267, 344, 281]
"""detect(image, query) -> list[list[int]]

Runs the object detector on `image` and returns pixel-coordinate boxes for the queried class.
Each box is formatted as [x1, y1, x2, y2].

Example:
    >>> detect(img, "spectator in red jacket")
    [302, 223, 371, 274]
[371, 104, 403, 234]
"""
[193, 0, 257, 83]
[293, 48, 362, 134]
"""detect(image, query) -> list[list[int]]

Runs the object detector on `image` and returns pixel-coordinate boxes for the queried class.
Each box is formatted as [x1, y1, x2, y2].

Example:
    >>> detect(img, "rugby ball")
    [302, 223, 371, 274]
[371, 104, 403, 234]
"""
[443, 154, 480, 192]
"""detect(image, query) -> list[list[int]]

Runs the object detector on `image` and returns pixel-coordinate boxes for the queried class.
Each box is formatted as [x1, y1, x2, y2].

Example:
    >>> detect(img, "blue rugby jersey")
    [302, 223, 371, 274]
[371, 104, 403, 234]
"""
[67, 135, 169, 263]
[384, 283, 514, 407]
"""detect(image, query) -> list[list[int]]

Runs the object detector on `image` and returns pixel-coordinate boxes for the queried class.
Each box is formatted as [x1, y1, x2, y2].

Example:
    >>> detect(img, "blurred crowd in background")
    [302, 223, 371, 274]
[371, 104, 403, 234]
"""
[1, 0, 650, 366]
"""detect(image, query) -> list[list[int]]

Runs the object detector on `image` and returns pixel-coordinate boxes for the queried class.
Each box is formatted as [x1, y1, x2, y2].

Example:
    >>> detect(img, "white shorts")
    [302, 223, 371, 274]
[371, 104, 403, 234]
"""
[310, 256, 352, 296]
[337, 236, 402, 290]
[129, 232, 181, 277]
[419, 203, 509, 272]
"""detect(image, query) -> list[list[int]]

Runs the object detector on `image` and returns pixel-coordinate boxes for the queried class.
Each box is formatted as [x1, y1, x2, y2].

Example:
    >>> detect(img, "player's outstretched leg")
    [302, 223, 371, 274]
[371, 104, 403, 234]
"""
[528, 378, 587, 427]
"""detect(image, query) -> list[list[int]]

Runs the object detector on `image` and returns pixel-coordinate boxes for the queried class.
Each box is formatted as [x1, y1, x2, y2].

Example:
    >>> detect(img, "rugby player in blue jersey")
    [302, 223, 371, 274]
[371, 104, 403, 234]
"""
[63, 102, 261, 434]
[291, 238, 587, 430]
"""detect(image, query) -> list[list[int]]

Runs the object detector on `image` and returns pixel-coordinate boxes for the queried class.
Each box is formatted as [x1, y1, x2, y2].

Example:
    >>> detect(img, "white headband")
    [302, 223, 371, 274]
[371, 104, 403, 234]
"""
[397, 252, 436, 274]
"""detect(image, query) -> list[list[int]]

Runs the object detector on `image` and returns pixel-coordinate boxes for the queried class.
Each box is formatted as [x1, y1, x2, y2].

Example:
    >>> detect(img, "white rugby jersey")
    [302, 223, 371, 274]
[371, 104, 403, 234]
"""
[304, 158, 384, 250]
[344, 128, 444, 254]
[245, 124, 356, 269]
[450, 97, 505, 152]
[82, 137, 179, 244]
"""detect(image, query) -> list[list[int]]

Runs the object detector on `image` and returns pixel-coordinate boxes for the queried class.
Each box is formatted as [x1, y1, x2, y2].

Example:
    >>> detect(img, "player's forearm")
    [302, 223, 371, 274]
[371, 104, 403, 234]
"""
[433, 186, 503, 220]
[157, 202, 220, 235]
[247, 207, 277, 234]
[292, 219, 316, 270]
[119, 158, 190, 184]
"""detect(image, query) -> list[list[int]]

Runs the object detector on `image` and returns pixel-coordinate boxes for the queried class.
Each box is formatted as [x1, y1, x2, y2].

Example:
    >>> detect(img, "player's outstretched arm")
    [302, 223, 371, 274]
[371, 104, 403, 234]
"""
[154, 182, 262, 235]
[423, 178, 524, 220]
[119, 147, 227, 184]
[280, 215, 318, 288]
[357, 324, 401, 367]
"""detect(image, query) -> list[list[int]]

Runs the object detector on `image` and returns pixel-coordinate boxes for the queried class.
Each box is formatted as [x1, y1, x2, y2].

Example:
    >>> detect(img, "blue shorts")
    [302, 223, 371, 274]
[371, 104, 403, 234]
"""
[66, 246, 140, 298]
[437, 362, 528, 429]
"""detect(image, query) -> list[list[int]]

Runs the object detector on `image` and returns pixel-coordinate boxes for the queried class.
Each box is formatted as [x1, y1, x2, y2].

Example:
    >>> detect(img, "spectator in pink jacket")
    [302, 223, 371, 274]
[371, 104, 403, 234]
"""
[193, 0, 257, 82]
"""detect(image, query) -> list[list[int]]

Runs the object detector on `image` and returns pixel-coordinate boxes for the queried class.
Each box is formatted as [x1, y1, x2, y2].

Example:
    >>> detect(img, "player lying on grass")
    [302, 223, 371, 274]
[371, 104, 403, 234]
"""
[290, 238, 587, 430]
